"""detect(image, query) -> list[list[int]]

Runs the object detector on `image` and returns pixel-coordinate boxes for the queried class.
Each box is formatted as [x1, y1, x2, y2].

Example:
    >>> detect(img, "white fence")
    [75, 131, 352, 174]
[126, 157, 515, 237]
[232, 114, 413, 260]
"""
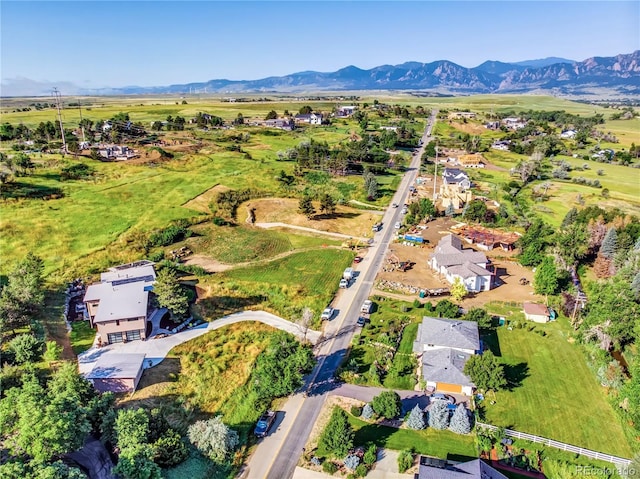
[476, 422, 631, 467]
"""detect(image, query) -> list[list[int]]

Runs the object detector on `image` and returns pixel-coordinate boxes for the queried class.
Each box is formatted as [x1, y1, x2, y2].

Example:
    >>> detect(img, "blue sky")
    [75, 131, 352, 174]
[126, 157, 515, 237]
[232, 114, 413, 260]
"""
[1, 1, 639, 88]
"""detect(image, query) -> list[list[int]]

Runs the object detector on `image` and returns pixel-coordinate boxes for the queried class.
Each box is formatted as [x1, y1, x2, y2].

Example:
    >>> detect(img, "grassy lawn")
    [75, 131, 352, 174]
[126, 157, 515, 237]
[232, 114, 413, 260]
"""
[195, 249, 353, 322]
[348, 415, 476, 461]
[69, 320, 96, 355]
[340, 298, 423, 389]
[482, 317, 632, 457]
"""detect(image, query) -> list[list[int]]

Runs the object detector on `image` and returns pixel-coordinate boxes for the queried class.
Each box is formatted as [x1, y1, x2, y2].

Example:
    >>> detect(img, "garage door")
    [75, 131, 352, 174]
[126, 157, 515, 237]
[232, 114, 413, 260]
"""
[436, 382, 462, 394]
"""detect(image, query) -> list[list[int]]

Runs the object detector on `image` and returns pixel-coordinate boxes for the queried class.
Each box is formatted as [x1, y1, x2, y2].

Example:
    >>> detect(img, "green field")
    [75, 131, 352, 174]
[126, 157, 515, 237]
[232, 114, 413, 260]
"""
[348, 415, 477, 461]
[482, 317, 632, 457]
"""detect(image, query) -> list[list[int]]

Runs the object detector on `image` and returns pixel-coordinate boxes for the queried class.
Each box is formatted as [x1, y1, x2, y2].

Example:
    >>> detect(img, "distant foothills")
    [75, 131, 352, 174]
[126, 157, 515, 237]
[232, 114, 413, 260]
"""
[2, 51, 639, 97]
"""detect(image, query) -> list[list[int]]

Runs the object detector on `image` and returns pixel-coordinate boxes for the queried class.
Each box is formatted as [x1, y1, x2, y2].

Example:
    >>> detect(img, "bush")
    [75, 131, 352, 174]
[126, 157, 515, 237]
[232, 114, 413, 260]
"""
[435, 299, 460, 318]
[355, 464, 368, 477]
[60, 163, 94, 180]
[363, 444, 377, 465]
[147, 250, 165, 263]
[322, 461, 338, 474]
[9, 334, 44, 364]
[397, 450, 414, 473]
[344, 454, 360, 470]
[149, 224, 192, 247]
[152, 430, 188, 467]
[372, 390, 402, 419]
[187, 417, 239, 463]
[350, 405, 363, 417]
[413, 299, 422, 309]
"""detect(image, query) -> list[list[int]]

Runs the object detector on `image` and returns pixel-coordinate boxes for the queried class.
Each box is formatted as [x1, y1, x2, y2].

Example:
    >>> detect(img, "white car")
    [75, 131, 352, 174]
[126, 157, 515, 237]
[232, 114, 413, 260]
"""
[394, 222, 402, 229]
[321, 307, 334, 320]
[339, 278, 349, 288]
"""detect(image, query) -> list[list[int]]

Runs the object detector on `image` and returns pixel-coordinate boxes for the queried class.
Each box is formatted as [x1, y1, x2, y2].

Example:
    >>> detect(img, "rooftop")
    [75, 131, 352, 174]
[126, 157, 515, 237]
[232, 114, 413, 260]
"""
[86, 353, 146, 380]
[524, 302, 549, 316]
[421, 347, 474, 386]
[413, 316, 480, 352]
[417, 458, 508, 479]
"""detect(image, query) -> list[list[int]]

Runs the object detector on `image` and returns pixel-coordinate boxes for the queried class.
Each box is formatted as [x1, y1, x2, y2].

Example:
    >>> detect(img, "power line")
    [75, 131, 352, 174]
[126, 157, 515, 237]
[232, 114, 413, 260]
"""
[52, 88, 67, 153]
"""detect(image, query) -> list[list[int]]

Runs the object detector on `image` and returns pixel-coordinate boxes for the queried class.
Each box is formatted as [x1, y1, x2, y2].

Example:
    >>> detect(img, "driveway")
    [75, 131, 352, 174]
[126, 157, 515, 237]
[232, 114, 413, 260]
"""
[78, 310, 321, 375]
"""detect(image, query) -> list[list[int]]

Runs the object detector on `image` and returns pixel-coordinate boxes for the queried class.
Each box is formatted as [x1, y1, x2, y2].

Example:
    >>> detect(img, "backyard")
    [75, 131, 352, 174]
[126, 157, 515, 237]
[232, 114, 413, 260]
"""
[481, 315, 633, 457]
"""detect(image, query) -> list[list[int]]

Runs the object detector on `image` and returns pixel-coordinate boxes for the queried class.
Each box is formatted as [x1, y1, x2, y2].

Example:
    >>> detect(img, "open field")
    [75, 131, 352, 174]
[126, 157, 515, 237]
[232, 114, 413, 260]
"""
[482, 316, 633, 457]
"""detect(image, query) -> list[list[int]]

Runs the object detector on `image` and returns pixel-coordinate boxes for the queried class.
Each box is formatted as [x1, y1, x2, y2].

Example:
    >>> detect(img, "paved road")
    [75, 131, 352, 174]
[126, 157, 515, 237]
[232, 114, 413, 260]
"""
[77, 310, 321, 376]
[245, 111, 438, 479]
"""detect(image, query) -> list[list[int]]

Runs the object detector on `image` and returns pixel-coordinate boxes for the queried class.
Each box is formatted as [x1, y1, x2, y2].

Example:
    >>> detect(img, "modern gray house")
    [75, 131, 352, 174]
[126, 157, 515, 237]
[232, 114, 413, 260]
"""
[416, 457, 509, 479]
[413, 316, 481, 395]
[429, 235, 492, 293]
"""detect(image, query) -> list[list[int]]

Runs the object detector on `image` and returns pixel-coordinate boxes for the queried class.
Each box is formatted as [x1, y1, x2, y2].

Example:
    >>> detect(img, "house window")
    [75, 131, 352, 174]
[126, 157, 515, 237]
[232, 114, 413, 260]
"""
[107, 332, 123, 344]
[126, 330, 142, 341]
[427, 344, 434, 347]
[116, 320, 120, 326]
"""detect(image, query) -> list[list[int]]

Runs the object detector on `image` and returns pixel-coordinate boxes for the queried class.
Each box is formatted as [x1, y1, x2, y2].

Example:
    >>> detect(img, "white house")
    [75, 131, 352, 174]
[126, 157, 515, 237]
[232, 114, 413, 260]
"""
[412, 316, 481, 395]
[294, 113, 323, 125]
[429, 234, 492, 292]
[442, 168, 471, 191]
[560, 129, 577, 139]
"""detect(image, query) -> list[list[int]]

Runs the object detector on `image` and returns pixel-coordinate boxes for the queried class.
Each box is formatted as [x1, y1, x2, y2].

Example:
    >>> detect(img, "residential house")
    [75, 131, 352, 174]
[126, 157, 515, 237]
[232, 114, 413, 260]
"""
[264, 118, 294, 131]
[457, 154, 486, 169]
[502, 117, 527, 130]
[442, 168, 471, 191]
[416, 457, 509, 479]
[83, 261, 156, 345]
[294, 113, 323, 125]
[560, 129, 577, 139]
[429, 234, 492, 292]
[523, 302, 550, 323]
[412, 316, 481, 395]
[491, 140, 511, 151]
[336, 105, 357, 117]
[485, 120, 501, 130]
[98, 144, 138, 161]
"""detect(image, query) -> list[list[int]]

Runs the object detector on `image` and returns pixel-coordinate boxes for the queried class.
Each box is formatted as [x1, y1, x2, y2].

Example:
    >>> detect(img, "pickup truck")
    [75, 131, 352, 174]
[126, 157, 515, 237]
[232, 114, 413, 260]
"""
[254, 411, 276, 438]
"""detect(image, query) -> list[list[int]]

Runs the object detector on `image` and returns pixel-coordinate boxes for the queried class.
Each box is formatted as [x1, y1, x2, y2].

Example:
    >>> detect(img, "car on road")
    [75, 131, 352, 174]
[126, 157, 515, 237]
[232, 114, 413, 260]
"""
[321, 307, 334, 320]
[357, 316, 366, 327]
[254, 411, 276, 437]
[353, 256, 363, 263]
[361, 299, 373, 314]
[401, 206, 408, 214]
[392, 203, 398, 208]
[394, 222, 402, 229]
[339, 278, 349, 288]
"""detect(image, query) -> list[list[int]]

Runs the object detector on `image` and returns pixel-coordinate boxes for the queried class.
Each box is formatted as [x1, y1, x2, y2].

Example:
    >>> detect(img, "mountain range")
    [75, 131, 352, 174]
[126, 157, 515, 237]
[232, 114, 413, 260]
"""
[3, 52, 639, 97]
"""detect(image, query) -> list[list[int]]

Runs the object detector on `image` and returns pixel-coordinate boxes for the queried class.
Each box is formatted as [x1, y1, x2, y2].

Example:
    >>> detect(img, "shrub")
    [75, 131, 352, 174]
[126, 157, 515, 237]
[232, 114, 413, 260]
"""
[322, 461, 338, 474]
[435, 299, 460, 318]
[372, 390, 402, 419]
[152, 430, 188, 467]
[361, 403, 374, 420]
[363, 444, 377, 465]
[149, 224, 191, 247]
[187, 417, 239, 463]
[413, 299, 422, 309]
[397, 450, 414, 473]
[344, 454, 360, 470]
[60, 163, 94, 180]
[355, 464, 368, 477]
[350, 405, 363, 417]
[9, 334, 44, 364]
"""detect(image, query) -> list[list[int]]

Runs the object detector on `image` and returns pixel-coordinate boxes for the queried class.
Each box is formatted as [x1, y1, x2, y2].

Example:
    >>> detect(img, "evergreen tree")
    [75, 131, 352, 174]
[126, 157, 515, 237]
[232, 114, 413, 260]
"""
[153, 268, 189, 322]
[445, 203, 455, 217]
[361, 403, 374, 420]
[427, 401, 450, 430]
[448, 404, 472, 434]
[367, 176, 378, 200]
[318, 407, 354, 458]
[298, 196, 316, 219]
[631, 272, 640, 298]
[319, 193, 336, 215]
[534, 256, 559, 295]
[405, 404, 426, 430]
[561, 207, 578, 229]
[601, 227, 618, 259]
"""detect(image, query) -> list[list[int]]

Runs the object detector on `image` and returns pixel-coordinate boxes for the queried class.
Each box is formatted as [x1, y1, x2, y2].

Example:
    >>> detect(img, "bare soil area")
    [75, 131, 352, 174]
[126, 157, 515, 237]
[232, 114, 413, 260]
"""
[182, 254, 233, 273]
[240, 198, 383, 237]
[182, 184, 230, 213]
[373, 217, 542, 307]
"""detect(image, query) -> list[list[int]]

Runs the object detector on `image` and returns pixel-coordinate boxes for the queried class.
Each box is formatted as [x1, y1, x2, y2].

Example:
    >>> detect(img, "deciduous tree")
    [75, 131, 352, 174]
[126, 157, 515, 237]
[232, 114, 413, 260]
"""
[188, 416, 239, 463]
[372, 390, 402, 419]
[534, 256, 559, 296]
[463, 352, 507, 392]
[450, 277, 467, 302]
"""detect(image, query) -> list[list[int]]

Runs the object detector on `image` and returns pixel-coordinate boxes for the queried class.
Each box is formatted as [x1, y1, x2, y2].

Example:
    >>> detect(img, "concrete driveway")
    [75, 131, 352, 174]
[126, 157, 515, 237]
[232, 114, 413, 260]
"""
[78, 310, 321, 375]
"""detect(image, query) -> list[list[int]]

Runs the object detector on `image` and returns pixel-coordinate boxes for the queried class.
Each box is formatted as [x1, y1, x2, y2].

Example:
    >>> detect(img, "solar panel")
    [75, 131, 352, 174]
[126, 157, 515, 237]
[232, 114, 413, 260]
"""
[112, 275, 155, 287]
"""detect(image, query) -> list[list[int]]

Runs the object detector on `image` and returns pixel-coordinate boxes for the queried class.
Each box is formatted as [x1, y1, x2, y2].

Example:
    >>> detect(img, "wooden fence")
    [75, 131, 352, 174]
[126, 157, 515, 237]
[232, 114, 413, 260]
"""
[476, 422, 631, 467]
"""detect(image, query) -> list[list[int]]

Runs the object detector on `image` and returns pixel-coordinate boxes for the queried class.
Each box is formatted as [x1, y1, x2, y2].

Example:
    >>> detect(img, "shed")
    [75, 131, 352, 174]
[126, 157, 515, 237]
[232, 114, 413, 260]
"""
[87, 353, 146, 393]
[523, 302, 550, 323]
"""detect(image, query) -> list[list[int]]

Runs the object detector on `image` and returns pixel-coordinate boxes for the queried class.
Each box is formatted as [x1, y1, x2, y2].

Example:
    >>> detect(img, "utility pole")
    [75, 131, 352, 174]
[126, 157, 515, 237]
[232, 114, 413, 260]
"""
[432, 143, 438, 201]
[52, 88, 67, 153]
[77, 100, 86, 143]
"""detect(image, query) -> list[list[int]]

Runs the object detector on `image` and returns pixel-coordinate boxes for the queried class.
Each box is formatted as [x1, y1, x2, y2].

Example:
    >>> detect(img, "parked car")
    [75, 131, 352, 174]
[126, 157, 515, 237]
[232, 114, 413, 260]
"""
[339, 278, 349, 288]
[357, 316, 366, 326]
[394, 222, 402, 229]
[321, 307, 334, 320]
[353, 256, 363, 263]
[401, 206, 408, 214]
[392, 203, 398, 208]
[361, 299, 373, 314]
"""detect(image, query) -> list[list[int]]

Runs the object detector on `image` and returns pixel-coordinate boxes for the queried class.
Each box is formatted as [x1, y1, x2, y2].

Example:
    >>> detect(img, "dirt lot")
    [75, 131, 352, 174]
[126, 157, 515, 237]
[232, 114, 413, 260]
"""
[239, 197, 383, 237]
[373, 217, 542, 308]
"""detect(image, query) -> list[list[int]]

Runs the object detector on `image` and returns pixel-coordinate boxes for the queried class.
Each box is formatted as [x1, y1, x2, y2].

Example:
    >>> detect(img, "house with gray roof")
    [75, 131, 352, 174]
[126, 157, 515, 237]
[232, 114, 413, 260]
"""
[442, 168, 471, 191]
[413, 316, 480, 395]
[416, 457, 508, 479]
[429, 234, 492, 293]
[83, 261, 156, 345]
